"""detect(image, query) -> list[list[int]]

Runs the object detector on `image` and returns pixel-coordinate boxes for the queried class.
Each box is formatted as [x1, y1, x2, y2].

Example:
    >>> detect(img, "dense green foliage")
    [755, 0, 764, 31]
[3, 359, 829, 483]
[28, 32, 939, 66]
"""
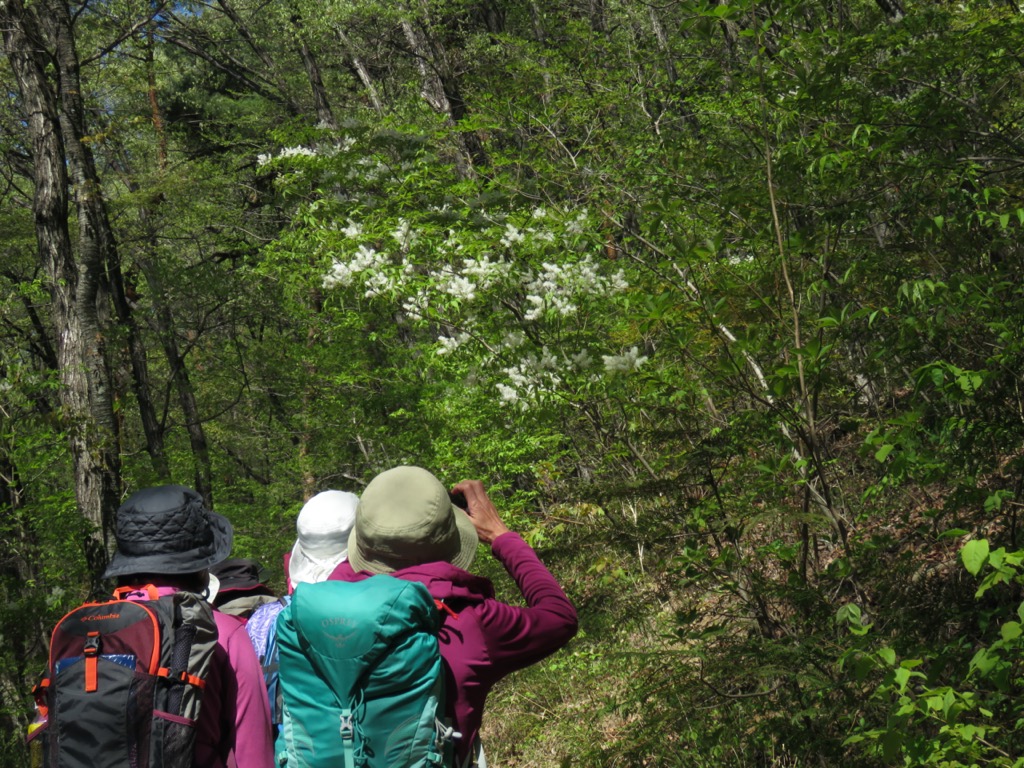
[4, 0, 1024, 764]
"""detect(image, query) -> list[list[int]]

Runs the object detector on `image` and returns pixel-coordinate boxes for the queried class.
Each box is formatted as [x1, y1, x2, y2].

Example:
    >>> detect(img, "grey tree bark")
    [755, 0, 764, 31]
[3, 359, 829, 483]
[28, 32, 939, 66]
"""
[1, 0, 122, 568]
[400, 2, 487, 178]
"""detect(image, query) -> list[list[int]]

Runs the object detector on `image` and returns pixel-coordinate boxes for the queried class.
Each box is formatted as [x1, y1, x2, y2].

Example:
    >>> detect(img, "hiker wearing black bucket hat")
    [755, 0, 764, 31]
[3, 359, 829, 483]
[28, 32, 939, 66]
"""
[207, 558, 277, 619]
[110, 485, 274, 768]
[330, 466, 579, 768]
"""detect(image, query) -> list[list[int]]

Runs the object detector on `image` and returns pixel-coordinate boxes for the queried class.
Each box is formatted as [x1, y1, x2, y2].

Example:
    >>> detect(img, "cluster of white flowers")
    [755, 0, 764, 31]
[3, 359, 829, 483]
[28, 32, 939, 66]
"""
[500, 224, 526, 247]
[441, 275, 477, 302]
[401, 290, 429, 320]
[436, 332, 471, 356]
[497, 348, 563, 405]
[570, 349, 594, 369]
[500, 330, 526, 350]
[322, 244, 386, 289]
[602, 346, 648, 372]
[364, 268, 397, 298]
[496, 383, 520, 404]
[393, 219, 416, 250]
[565, 209, 590, 235]
[318, 211, 641, 406]
[461, 255, 509, 290]
[522, 255, 628, 320]
[258, 137, 358, 168]
[257, 146, 317, 166]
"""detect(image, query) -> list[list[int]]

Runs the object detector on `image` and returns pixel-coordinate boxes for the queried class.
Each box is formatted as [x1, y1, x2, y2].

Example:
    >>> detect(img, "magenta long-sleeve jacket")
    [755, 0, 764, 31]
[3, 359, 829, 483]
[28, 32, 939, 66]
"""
[328, 531, 579, 762]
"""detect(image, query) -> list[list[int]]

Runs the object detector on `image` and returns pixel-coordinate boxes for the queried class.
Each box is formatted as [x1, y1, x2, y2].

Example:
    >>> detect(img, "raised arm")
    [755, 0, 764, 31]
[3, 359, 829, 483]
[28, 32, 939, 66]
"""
[451, 480, 578, 672]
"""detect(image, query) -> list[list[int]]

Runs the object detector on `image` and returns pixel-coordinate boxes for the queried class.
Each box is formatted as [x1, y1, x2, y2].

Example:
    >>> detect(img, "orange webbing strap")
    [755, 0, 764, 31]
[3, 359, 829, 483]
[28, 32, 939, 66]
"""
[84, 632, 100, 693]
[32, 679, 50, 717]
[435, 600, 460, 620]
[113, 584, 161, 601]
[157, 667, 207, 689]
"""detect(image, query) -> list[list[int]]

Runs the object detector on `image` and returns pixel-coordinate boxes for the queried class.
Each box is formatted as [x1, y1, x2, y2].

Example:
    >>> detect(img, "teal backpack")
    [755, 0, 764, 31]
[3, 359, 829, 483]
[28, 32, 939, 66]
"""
[275, 576, 460, 768]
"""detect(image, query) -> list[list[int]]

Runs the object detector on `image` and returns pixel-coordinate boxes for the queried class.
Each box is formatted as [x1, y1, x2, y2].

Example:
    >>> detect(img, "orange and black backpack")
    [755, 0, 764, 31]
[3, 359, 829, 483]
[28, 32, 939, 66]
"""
[28, 586, 218, 768]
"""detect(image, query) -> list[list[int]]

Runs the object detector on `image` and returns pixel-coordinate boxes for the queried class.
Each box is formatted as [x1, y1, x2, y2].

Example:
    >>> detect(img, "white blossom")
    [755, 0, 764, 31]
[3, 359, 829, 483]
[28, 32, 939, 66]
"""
[538, 346, 558, 370]
[524, 294, 546, 321]
[402, 291, 429, 320]
[602, 347, 649, 372]
[608, 270, 629, 292]
[496, 383, 519, 404]
[342, 219, 363, 238]
[565, 209, 589, 235]
[322, 245, 384, 289]
[571, 350, 594, 369]
[500, 331, 526, 350]
[462, 255, 509, 289]
[500, 224, 526, 247]
[392, 219, 415, 249]
[279, 146, 316, 159]
[436, 332, 470, 356]
[323, 260, 356, 288]
[532, 207, 547, 219]
[442, 275, 477, 302]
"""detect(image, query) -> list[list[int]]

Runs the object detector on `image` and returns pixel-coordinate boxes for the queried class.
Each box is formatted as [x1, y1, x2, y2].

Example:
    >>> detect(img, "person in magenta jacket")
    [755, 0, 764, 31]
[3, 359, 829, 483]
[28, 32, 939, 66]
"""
[329, 466, 578, 767]
[104, 484, 275, 768]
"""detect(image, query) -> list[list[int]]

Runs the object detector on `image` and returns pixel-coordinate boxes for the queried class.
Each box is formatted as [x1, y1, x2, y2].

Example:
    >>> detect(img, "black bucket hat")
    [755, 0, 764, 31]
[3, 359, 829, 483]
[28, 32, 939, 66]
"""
[103, 485, 234, 579]
[209, 558, 271, 594]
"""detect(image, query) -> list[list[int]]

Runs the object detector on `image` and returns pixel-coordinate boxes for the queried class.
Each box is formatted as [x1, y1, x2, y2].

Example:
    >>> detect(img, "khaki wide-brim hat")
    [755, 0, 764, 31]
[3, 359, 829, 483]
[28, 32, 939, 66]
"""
[347, 466, 479, 574]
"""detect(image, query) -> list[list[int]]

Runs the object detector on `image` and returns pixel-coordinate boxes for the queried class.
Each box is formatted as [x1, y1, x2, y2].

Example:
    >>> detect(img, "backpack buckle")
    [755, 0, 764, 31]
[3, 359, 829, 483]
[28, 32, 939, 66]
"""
[339, 712, 354, 742]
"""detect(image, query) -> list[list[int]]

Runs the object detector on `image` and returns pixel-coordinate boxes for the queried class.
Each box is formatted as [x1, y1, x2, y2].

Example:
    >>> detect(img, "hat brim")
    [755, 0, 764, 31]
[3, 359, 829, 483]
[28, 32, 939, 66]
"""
[347, 503, 479, 574]
[103, 510, 234, 579]
[288, 540, 349, 589]
[206, 573, 221, 604]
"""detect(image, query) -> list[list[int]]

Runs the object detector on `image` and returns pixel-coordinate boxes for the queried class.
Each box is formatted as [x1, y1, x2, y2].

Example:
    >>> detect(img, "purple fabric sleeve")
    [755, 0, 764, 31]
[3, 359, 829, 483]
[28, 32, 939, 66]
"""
[478, 532, 579, 672]
[215, 612, 275, 768]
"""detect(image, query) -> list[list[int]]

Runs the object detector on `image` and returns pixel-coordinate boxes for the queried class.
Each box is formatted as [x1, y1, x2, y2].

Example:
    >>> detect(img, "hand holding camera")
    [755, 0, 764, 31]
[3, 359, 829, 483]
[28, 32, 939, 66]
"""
[450, 480, 510, 545]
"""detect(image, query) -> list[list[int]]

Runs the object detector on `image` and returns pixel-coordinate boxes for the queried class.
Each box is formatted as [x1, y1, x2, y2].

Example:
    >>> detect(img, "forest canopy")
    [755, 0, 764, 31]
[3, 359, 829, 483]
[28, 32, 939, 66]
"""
[4, 0, 1024, 765]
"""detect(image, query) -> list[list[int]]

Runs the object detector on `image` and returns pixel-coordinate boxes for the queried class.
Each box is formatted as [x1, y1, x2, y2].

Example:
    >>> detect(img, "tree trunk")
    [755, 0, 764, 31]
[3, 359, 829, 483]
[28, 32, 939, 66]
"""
[1, 0, 121, 567]
[290, 11, 337, 129]
[335, 26, 384, 115]
[141, 258, 215, 507]
[400, 2, 487, 177]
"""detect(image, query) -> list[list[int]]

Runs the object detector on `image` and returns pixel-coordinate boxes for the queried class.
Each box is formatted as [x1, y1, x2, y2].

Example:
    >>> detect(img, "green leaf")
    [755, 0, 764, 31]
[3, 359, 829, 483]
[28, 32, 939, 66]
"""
[877, 647, 896, 666]
[893, 666, 912, 691]
[874, 444, 894, 463]
[962, 539, 990, 575]
[1001, 621, 1022, 642]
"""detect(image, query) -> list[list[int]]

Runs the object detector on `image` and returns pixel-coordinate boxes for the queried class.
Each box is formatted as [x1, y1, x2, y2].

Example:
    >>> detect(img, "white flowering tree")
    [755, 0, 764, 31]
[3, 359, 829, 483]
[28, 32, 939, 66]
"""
[255, 125, 660, 509]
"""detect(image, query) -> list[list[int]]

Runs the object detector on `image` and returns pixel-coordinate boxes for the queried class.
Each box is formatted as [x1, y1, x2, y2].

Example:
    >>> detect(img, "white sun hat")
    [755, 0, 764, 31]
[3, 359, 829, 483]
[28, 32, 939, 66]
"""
[288, 490, 359, 591]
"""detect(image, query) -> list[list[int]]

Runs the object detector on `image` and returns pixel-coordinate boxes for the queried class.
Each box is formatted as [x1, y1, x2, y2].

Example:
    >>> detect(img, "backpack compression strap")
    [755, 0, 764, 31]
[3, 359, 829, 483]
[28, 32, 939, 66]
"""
[110, 584, 208, 689]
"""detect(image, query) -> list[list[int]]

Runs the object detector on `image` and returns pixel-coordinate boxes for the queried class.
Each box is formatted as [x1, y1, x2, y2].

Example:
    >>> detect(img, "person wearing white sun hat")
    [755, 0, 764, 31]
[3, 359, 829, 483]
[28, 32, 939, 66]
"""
[245, 487, 360, 751]
[285, 489, 359, 592]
